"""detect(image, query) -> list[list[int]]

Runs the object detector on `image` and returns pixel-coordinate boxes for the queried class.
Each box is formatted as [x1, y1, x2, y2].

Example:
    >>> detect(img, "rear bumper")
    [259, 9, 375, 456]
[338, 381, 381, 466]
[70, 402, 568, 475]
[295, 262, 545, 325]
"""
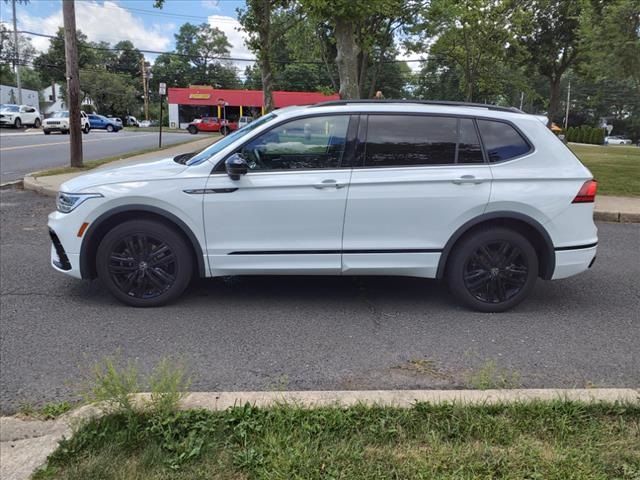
[552, 245, 597, 280]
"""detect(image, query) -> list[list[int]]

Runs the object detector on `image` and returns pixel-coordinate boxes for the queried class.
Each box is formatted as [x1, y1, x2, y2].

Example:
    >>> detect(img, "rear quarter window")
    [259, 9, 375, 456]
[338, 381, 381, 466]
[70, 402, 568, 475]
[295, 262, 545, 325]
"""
[477, 119, 531, 162]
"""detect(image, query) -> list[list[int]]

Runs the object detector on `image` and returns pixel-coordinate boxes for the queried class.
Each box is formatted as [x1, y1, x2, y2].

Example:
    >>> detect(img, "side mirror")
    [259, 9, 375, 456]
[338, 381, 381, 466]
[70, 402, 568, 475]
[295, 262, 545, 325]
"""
[225, 154, 248, 180]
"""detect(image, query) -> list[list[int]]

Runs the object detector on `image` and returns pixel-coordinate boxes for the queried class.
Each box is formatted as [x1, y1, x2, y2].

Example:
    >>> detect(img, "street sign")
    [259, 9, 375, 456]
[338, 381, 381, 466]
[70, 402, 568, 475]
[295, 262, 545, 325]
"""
[159, 82, 167, 95]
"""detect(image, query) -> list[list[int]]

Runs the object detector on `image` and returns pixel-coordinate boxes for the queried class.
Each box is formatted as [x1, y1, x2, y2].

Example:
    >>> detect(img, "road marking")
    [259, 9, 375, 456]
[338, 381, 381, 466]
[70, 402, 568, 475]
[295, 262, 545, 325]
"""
[0, 133, 156, 152]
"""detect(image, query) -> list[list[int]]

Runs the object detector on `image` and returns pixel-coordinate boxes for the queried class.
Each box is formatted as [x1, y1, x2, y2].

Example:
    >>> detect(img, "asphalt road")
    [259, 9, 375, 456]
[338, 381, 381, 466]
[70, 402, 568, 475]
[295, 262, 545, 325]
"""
[0, 128, 197, 184]
[0, 187, 638, 413]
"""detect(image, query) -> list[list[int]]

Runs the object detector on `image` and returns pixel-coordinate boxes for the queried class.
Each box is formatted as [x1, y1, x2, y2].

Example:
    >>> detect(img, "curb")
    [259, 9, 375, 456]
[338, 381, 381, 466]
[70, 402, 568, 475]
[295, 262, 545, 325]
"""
[22, 175, 53, 196]
[0, 179, 23, 190]
[594, 210, 640, 223]
[2, 389, 637, 480]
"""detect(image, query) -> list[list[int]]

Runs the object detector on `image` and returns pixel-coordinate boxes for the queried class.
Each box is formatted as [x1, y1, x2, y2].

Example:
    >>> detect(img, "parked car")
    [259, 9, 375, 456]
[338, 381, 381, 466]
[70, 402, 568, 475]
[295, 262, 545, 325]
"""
[107, 116, 123, 128]
[48, 100, 598, 311]
[139, 120, 152, 128]
[187, 117, 237, 135]
[238, 116, 254, 129]
[604, 135, 632, 145]
[0, 104, 41, 128]
[125, 115, 140, 127]
[43, 111, 90, 134]
[87, 114, 122, 132]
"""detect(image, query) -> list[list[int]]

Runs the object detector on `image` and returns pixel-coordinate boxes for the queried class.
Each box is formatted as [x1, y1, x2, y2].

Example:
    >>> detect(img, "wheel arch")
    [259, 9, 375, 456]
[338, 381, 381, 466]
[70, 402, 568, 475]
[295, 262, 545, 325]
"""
[437, 211, 555, 280]
[79, 205, 206, 280]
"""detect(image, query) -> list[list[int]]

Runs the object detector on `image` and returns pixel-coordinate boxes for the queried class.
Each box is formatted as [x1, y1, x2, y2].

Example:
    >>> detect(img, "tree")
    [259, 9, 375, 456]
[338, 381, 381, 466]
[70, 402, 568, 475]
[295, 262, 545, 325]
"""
[33, 28, 96, 85]
[174, 22, 233, 81]
[80, 69, 138, 116]
[516, 0, 583, 122]
[151, 53, 192, 89]
[298, 0, 403, 99]
[113, 40, 142, 78]
[408, 0, 522, 102]
[238, 0, 296, 111]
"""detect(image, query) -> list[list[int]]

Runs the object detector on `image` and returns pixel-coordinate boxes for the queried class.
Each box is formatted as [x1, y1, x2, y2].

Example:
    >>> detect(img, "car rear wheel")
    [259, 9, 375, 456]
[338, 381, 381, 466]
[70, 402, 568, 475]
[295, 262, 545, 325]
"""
[34, 118, 41, 128]
[188, 125, 198, 134]
[220, 126, 229, 136]
[446, 227, 538, 312]
[43, 129, 51, 135]
[106, 124, 114, 132]
[96, 220, 194, 307]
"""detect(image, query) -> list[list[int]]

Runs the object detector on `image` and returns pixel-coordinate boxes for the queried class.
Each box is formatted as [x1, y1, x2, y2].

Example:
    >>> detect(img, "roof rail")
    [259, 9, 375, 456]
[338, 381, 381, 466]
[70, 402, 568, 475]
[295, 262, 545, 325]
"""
[309, 99, 524, 114]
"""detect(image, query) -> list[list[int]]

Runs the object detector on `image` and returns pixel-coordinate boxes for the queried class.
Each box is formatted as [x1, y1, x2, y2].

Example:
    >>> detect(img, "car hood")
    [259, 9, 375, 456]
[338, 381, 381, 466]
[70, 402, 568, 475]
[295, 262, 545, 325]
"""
[60, 157, 188, 192]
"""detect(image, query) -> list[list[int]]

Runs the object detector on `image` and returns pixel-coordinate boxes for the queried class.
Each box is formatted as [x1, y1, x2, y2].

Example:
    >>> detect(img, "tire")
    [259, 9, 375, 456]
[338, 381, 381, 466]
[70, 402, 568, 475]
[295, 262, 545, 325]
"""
[14, 118, 22, 129]
[446, 227, 538, 312]
[96, 219, 194, 307]
[43, 129, 51, 135]
[83, 124, 90, 134]
[220, 126, 229, 136]
[34, 118, 41, 128]
[61, 129, 69, 134]
[188, 125, 198, 134]
[106, 124, 114, 132]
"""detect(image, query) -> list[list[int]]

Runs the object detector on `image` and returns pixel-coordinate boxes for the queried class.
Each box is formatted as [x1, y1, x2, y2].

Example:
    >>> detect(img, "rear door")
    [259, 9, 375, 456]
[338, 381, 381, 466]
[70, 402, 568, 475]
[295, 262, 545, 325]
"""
[342, 114, 492, 277]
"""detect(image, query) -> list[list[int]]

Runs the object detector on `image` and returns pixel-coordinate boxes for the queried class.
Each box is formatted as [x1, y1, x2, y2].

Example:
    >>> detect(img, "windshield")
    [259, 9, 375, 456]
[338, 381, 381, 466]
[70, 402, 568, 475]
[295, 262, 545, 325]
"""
[186, 113, 277, 166]
[1, 105, 19, 112]
[51, 111, 69, 118]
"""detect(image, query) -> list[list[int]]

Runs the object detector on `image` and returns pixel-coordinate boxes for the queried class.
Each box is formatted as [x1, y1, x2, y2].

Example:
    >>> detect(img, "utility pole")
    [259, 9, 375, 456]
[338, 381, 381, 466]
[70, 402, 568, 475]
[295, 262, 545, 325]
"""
[62, 0, 83, 167]
[141, 57, 150, 121]
[564, 81, 571, 130]
[11, 0, 22, 104]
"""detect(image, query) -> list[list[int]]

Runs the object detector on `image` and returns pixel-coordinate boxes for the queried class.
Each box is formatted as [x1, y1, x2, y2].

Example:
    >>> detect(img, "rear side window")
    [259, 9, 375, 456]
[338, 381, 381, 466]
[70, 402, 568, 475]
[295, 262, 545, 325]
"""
[477, 120, 531, 162]
[364, 115, 484, 167]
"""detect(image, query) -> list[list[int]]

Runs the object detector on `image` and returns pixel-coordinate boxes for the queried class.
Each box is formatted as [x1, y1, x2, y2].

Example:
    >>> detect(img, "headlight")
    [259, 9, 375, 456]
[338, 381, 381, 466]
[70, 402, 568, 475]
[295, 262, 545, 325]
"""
[56, 192, 103, 213]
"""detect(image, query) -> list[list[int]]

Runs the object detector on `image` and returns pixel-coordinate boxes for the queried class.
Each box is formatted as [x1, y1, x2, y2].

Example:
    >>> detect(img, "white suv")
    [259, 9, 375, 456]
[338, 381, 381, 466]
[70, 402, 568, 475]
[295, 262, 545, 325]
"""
[43, 110, 91, 135]
[0, 104, 41, 128]
[48, 101, 598, 312]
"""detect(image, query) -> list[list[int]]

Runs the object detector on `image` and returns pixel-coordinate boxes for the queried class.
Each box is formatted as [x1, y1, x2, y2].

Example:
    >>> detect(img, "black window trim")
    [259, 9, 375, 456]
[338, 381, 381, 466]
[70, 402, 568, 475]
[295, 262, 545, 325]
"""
[213, 113, 359, 173]
[354, 112, 534, 169]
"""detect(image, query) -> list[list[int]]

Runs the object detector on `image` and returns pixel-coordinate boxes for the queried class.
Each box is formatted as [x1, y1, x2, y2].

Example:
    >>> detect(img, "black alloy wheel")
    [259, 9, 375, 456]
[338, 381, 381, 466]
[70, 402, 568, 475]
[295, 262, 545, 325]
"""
[108, 234, 177, 299]
[97, 220, 193, 307]
[447, 227, 538, 312]
[463, 241, 528, 304]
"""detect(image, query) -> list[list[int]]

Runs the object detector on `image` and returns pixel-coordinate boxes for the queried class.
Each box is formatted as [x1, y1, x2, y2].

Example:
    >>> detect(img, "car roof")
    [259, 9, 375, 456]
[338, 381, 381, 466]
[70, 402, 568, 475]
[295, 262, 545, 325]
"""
[272, 100, 531, 123]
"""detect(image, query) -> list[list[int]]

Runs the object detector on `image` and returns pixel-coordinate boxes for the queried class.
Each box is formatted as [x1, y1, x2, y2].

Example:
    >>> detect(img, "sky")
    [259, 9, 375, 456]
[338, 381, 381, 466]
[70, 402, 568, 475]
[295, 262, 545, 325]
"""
[0, 0, 422, 76]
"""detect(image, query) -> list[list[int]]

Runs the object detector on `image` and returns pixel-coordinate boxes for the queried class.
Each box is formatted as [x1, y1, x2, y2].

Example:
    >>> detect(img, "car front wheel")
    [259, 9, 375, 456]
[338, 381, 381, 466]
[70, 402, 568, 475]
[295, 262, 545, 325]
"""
[96, 220, 194, 307]
[188, 125, 198, 134]
[83, 124, 90, 134]
[446, 227, 538, 312]
[14, 118, 22, 129]
[106, 124, 114, 132]
[34, 118, 41, 128]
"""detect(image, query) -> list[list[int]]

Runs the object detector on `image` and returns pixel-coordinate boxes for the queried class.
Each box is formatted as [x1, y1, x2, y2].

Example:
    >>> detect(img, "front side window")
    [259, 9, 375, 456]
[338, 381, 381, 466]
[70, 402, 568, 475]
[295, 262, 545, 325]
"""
[477, 119, 531, 162]
[239, 115, 350, 171]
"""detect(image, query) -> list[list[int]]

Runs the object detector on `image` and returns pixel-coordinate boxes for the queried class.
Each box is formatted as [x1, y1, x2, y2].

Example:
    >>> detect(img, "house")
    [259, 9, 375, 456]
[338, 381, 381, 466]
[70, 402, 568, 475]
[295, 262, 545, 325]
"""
[0, 84, 39, 107]
[40, 83, 94, 117]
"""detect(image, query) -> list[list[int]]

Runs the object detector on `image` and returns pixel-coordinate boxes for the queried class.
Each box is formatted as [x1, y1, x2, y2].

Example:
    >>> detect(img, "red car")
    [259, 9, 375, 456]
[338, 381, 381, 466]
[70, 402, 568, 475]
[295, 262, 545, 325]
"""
[187, 117, 237, 135]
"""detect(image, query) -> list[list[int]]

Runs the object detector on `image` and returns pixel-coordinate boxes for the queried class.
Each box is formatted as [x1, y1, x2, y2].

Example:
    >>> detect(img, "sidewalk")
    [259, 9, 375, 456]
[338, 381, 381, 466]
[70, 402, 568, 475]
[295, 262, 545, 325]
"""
[21, 136, 217, 196]
[1, 389, 638, 480]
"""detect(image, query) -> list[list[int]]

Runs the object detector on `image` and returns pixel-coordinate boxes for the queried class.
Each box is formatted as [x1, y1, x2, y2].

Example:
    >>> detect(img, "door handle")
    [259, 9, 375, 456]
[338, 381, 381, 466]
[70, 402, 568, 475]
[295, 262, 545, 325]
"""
[452, 175, 484, 185]
[313, 179, 346, 189]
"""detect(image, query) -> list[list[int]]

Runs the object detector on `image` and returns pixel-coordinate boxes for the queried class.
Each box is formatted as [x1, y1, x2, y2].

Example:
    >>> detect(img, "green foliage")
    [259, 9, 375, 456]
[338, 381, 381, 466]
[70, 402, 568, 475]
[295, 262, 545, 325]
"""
[35, 401, 640, 478]
[570, 144, 640, 196]
[466, 360, 521, 389]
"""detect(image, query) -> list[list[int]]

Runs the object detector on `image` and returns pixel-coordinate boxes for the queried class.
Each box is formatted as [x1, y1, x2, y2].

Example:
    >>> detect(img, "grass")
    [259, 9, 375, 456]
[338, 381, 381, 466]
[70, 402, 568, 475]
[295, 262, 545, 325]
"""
[35, 135, 220, 177]
[33, 400, 640, 480]
[18, 401, 74, 420]
[569, 144, 640, 197]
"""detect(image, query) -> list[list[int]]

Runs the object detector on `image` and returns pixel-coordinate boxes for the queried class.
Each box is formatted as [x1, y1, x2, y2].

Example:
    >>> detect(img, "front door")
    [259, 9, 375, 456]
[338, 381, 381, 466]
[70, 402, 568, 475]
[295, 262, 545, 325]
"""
[202, 114, 356, 276]
[342, 114, 493, 277]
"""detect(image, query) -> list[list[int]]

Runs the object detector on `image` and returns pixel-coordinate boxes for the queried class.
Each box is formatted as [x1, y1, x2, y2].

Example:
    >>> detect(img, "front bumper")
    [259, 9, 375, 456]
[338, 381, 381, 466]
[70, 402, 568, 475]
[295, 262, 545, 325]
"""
[48, 211, 85, 279]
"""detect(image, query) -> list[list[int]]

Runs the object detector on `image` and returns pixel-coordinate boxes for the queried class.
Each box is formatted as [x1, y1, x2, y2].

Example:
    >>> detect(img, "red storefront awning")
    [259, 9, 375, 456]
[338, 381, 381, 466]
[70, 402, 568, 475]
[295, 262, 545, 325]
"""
[167, 87, 338, 108]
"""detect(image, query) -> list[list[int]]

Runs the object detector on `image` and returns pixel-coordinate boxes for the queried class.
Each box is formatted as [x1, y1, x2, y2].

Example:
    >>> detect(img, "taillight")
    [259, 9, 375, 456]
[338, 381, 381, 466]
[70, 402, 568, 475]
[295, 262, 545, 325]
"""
[573, 179, 598, 203]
